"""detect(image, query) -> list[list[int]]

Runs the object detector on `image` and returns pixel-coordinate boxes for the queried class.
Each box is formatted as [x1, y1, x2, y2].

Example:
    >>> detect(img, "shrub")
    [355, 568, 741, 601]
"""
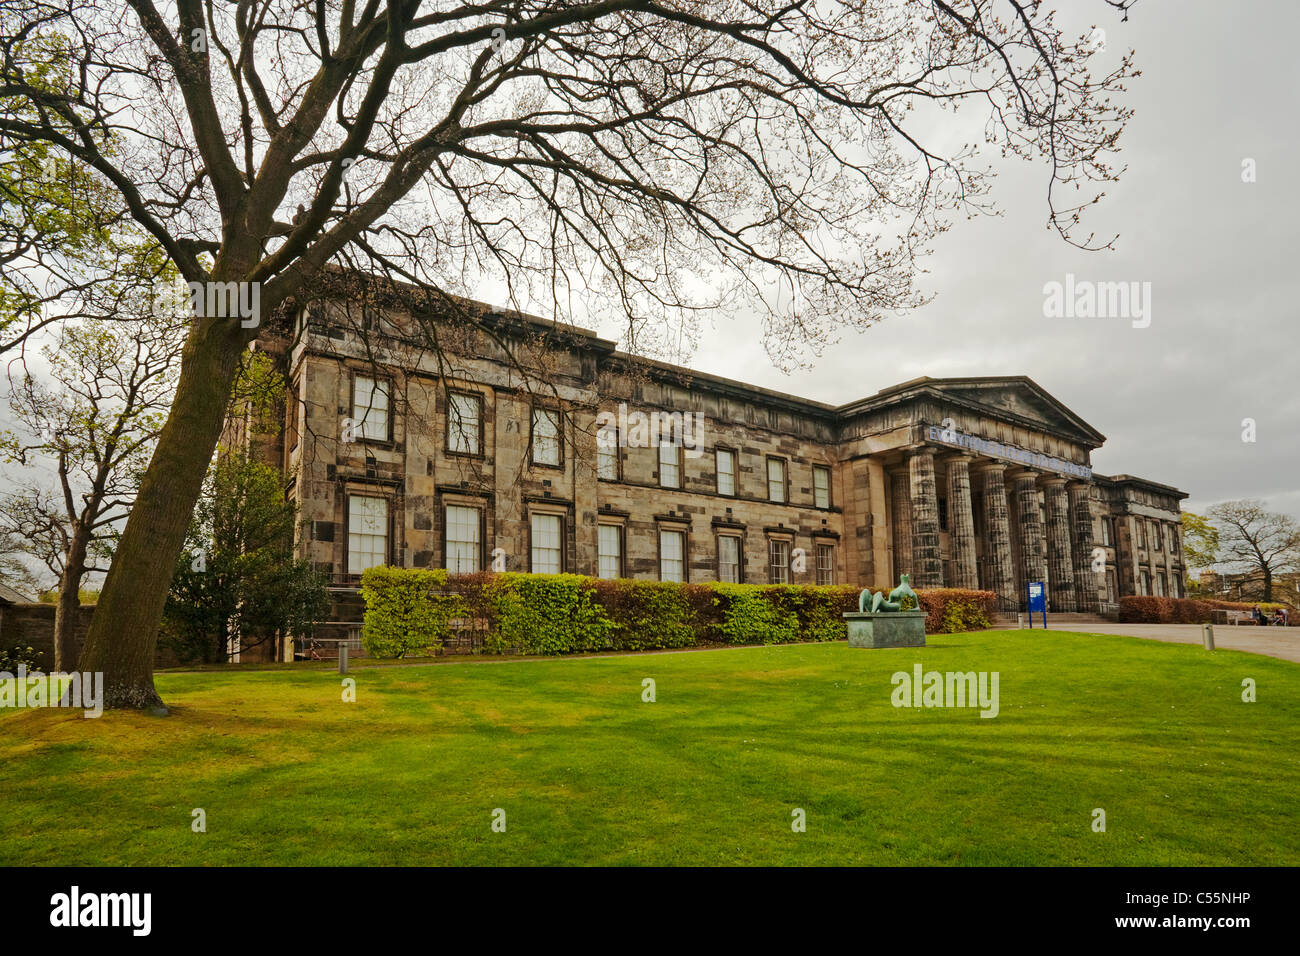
[710, 584, 801, 645]
[485, 574, 616, 655]
[1121, 595, 1292, 624]
[0, 644, 43, 672]
[360, 566, 463, 658]
[915, 588, 998, 633]
[588, 579, 697, 651]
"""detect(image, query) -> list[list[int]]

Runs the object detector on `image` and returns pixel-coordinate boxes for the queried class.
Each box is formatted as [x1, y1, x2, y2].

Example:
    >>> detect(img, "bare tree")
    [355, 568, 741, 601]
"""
[0, 0, 1138, 708]
[1206, 500, 1300, 605]
[0, 318, 182, 670]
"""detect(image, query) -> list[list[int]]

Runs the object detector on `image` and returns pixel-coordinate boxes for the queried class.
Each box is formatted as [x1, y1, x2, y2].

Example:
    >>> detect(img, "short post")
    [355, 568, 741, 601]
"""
[1202, 624, 1215, 651]
[1017, 613, 1026, 629]
[339, 641, 349, 674]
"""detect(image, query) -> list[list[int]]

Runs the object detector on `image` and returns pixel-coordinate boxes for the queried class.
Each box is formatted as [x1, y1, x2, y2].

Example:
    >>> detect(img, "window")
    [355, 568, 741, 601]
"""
[1152, 522, 1162, 551]
[717, 535, 741, 583]
[445, 504, 481, 573]
[767, 457, 786, 503]
[347, 495, 388, 574]
[659, 439, 681, 489]
[530, 513, 563, 573]
[1155, 572, 1166, 597]
[597, 426, 619, 480]
[1140, 570, 1150, 595]
[769, 538, 790, 584]
[716, 448, 736, 497]
[352, 376, 389, 441]
[1137, 522, 1147, 550]
[938, 497, 949, 532]
[813, 466, 831, 509]
[447, 392, 482, 455]
[659, 530, 685, 582]
[1105, 570, 1117, 603]
[531, 408, 561, 467]
[1100, 518, 1113, 547]
[816, 543, 834, 585]
[598, 524, 622, 579]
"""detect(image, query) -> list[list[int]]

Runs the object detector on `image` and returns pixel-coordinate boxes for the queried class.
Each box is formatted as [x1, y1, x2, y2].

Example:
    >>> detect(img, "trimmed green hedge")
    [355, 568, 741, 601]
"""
[360, 571, 997, 656]
[1119, 595, 1292, 624]
[359, 566, 466, 658]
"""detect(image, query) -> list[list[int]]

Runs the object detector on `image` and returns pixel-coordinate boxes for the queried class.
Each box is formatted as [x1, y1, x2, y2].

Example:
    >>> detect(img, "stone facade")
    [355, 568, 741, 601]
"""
[236, 299, 1188, 650]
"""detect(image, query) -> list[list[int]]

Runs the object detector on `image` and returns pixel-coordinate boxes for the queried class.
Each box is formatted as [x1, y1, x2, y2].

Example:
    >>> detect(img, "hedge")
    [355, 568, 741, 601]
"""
[1118, 595, 1292, 625]
[359, 571, 997, 656]
[359, 566, 466, 658]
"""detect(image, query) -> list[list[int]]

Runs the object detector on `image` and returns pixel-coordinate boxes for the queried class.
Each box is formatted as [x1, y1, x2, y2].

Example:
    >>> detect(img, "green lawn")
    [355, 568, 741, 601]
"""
[1, 630, 1297, 866]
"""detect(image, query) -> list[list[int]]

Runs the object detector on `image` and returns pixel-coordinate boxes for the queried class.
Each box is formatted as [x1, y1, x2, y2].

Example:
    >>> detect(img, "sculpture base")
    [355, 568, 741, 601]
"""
[843, 610, 927, 648]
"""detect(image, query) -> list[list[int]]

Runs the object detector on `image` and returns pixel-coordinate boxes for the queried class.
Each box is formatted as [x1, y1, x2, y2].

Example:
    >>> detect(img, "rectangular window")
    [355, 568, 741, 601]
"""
[1155, 572, 1166, 597]
[717, 535, 741, 583]
[447, 392, 482, 455]
[352, 376, 389, 441]
[659, 440, 681, 489]
[816, 543, 834, 585]
[813, 466, 831, 509]
[1152, 523, 1162, 551]
[1140, 570, 1150, 596]
[347, 495, 388, 574]
[532, 408, 561, 467]
[1100, 519, 1113, 547]
[597, 426, 619, 480]
[767, 457, 786, 503]
[530, 513, 563, 573]
[598, 524, 622, 579]
[716, 449, 735, 497]
[659, 530, 685, 582]
[1106, 570, 1117, 603]
[445, 504, 481, 573]
[769, 538, 790, 584]
[938, 497, 949, 532]
[1137, 522, 1147, 550]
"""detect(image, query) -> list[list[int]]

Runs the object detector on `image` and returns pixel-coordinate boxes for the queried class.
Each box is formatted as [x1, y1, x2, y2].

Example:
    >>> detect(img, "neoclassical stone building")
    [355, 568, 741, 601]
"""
[238, 295, 1188, 618]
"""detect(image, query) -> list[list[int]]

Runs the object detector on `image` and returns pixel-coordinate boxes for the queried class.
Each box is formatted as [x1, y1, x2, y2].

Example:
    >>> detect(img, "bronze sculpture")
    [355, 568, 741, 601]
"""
[858, 574, 921, 613]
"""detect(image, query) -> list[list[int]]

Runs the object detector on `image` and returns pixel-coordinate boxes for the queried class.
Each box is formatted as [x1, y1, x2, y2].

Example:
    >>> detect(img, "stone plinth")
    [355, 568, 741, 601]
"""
[843, 610, 927, 648]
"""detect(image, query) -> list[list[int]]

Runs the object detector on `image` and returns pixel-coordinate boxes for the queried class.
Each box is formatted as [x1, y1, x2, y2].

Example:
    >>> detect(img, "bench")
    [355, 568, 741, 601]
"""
[1225, 611, 1255, 625]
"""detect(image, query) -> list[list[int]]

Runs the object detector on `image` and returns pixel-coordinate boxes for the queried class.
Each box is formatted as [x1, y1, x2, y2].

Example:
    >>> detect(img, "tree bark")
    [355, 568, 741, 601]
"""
[53, 526, 90, 672]
[77, 321, 248, 710]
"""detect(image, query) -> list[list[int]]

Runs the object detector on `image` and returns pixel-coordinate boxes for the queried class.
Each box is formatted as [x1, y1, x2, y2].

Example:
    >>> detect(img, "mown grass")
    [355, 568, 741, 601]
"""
[1, 630, 1297, 866]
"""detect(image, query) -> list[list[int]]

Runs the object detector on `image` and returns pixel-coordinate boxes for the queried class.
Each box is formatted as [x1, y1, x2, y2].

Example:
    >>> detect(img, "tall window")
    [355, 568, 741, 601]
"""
[717, 535, 741, 583]
[598, 525, 622, 579]
[530, 513, 563, 573]
[445, 504, 481, 573]
[347, 495, 388, 574]
[659, 439, 681, 489]
[447, 392, 482, 455]
[352, 376, 389, 441]
[767, 457, 786, 503]
[659, 529, 685, 582]
[597, 426, 619, 480]
[1137, 522, 1147, 550]
[1152, 522, 1162, 551]
[532, 408, 561, 466]
[813, 466, 831, 509]
[1155, 572, 1166, 596]
[815, 544, 834, 585]
[716, 448, 736, 496]
[768, 538, 790, 584]
[1140, 570, 1150, 595]
[1106, 570, 1117, 603]
[1100, 518, 1113, 547]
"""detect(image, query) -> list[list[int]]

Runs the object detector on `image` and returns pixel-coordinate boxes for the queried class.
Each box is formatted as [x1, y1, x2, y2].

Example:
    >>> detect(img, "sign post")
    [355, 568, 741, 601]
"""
[1026, 581, 1047, 628]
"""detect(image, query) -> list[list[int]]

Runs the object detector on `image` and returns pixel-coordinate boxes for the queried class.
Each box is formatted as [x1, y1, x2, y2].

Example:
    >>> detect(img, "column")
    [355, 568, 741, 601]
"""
[945, 455, 979, 590]
[977, 462, 1017, 610]
[1041, 476, 1077, 612]
[1068, 482, 1099, 612]
[908, 448, 943, 588]
[1012, 469, 1047, 606]
[890, 470, 912, 582]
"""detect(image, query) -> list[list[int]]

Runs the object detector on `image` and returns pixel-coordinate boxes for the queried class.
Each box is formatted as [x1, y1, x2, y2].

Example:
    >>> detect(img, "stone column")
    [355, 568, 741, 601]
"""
[945, 455, 979, 590]
[908, 448, 943, 588]
[1041, 476, 1077, 612]
[1068, 482, 1099, 612]
[889, 470, 912, 582]
[977, 462, 1017, 610]
[1012, 470, 1047, 606]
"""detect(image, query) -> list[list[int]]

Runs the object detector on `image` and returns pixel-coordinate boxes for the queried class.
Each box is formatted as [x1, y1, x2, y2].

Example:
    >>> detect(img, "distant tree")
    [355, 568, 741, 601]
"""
[161, 451, 328, 665]
[0, 529, 42, 596]
[1180, 511, 1220, 572]
[1205, 500, 1300, 604]
[0, 318, 182, 670]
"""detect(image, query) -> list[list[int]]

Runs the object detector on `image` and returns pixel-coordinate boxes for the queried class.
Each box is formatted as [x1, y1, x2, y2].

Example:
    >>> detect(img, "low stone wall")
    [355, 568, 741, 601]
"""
[0, 603, 182, 670]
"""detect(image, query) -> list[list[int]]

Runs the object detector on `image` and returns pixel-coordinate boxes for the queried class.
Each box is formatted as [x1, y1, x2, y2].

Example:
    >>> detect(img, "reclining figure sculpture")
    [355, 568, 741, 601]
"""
[858, 573, 920, 614]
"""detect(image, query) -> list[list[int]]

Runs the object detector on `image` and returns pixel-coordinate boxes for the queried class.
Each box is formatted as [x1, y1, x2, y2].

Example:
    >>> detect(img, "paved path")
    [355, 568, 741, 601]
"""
[991, 621, 1300, 664]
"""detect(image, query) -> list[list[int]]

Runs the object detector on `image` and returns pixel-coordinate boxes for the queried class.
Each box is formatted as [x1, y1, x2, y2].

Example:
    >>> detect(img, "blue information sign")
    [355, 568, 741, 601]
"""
[1026, 581, 1047, 628]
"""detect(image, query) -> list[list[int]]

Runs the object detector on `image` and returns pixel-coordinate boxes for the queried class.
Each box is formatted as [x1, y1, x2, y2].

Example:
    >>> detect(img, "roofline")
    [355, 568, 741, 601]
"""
[1094, 472, 1190, 499]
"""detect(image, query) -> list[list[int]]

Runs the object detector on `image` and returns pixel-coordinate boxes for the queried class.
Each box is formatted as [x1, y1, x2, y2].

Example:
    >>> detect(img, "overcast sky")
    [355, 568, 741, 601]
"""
[588, 0, 1298, 520]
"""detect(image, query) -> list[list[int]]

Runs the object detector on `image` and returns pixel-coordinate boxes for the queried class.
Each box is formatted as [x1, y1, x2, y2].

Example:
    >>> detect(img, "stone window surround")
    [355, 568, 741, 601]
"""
[348, 368, 394, 445]
[444, 387, 486, 459]
[526, 502, 570, 573]
[529, 405, 564, 470]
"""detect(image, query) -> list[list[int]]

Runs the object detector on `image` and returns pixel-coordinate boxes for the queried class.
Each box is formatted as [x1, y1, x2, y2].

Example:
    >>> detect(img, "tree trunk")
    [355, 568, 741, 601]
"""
[77, 322, 247, 710]
[1263, 568, 1273, 604]
[53, 527, 90, 672]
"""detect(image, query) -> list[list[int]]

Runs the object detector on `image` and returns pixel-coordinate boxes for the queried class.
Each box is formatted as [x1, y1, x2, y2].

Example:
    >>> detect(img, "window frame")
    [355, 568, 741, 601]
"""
[597, 522, 624, 580]
[767, 535, 791, 584]
[658, 438, 683, 489]
[528, 510, 566, 573]
[715, 446, 737, 497]
[344, 492, 390, 576]
[445, 389, 485, 458]
[596, 424, 621, 481]
[766, 456, 788, 504]
[657, 527, 687, 583]
[529, 406, 564, 469]
[349, 372, 393, 444]
[716, 532, 742, 583]
[443, 502, 485, 574]
[813, 465, 831, 509]
[815, 542, 835, 585]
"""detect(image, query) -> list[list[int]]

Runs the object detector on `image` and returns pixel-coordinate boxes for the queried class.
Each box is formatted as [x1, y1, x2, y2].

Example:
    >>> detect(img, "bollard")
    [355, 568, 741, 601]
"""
[339, 642, 349, 674]
[1202, 624, 1215, 651]
[1017, 613, 1026, 629]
